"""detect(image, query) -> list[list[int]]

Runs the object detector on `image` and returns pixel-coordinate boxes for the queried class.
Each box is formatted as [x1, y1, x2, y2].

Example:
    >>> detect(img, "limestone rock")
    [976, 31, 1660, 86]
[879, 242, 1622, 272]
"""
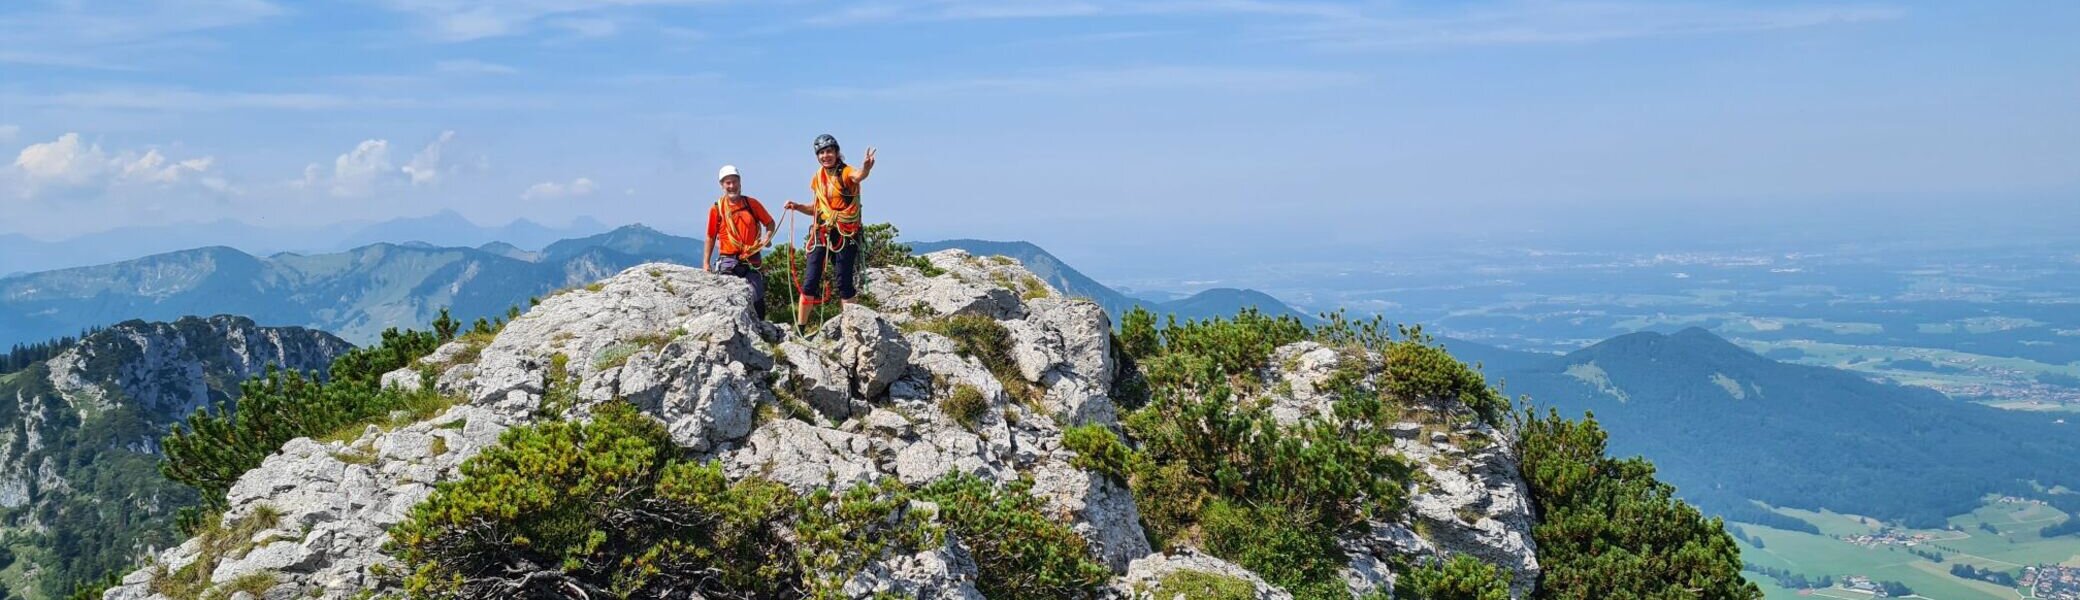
[726, 419, 882, 491]
[1111, 550, 1295, 600]
[103, 405, 512, 600]
[863, 249, 1037, 322]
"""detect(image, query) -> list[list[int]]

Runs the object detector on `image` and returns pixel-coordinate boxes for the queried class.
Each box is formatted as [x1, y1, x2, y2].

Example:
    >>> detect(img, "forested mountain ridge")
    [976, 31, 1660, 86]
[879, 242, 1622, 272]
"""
[0, 225, 701, 347]
[0, 317, 349, 599]
[1492, 327, 2080, 529]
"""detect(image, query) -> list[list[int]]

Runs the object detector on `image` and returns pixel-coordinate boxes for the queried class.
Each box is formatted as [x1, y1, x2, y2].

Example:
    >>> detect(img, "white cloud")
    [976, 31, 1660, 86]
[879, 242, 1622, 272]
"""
[294, 132, 470, 197]
[14, 133, 106, 187]
[10, 133, 218, 195]
[120, 150, 216, 184]
[402, 130, 457, 186]
[521, 177, 598, 201]
[329, 139, 393, 197]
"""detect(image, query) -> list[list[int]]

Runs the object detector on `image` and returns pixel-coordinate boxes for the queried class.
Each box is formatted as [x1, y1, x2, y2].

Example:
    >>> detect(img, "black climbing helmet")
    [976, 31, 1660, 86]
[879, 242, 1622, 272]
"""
[813, 134, 839, 154]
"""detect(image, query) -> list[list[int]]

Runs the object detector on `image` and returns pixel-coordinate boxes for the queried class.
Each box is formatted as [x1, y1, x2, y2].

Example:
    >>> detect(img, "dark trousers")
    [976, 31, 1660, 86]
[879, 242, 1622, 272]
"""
[717, 256, 767, 320]
[801, 231, 860, 301]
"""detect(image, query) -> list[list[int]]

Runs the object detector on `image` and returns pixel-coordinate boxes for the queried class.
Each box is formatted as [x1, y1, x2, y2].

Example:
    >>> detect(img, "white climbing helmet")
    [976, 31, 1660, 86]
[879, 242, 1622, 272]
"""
[717, 164, 740, 182]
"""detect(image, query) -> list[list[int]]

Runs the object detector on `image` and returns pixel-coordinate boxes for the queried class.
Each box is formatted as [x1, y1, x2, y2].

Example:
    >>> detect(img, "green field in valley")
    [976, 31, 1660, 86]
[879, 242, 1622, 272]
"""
[1738, 499, 2080, 599]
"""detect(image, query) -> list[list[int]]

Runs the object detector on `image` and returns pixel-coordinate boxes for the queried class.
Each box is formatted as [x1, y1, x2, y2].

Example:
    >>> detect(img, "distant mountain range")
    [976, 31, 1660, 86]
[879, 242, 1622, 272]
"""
[0, 225, 699, 346]
[911, 239, 1319, 324]
[1486, 327, 2080, 530]
[0, 230, 1321, 349]
[5, 222, 2071, 556]
[0, 210, 611, 275]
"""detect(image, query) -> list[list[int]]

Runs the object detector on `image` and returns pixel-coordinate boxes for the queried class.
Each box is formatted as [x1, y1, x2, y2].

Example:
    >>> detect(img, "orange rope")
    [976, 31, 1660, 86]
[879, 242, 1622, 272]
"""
[779, 209, 835, 326]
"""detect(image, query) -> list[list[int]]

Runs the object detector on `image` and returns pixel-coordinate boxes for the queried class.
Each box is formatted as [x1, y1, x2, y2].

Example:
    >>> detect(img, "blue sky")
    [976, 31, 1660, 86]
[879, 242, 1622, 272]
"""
[2, 0, 2076, 269]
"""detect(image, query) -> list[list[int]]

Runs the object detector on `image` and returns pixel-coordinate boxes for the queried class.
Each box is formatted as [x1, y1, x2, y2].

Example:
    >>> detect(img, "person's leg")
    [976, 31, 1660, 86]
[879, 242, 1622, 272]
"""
[833, 239, 862, 303]
[747, 266, 768, 321]
[799, 243, 829, 327]
[729, 260, 767, 321]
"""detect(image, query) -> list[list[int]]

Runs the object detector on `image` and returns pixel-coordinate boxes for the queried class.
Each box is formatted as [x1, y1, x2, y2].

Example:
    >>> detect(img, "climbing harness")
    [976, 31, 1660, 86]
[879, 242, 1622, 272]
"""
[712, 196, 767, 262]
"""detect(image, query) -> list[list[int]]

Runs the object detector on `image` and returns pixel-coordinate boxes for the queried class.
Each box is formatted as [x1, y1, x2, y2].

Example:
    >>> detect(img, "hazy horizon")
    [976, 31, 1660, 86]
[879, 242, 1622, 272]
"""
[4, 0, 2075, 256]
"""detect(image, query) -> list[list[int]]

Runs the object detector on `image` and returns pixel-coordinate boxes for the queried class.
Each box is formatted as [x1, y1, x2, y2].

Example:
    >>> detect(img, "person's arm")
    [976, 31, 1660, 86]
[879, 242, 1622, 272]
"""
[752, 202, 777, 250]
[782, 200, 816, 216]
[703, 206, 719, 271]
[852, 147, 876, 183]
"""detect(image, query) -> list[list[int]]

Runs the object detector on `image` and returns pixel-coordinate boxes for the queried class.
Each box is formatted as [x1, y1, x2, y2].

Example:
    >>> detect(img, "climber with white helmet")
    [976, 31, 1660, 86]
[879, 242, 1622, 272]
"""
[782, 134, 877, 329]
[705, 164, 777, 320]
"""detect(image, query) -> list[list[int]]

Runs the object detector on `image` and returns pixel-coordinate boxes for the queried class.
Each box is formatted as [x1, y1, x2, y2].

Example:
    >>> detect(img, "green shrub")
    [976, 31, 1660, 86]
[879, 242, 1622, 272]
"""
[1383, 326, 1509, 426]
[916, 475, 1112, 599]
[1514, 409, 1760, 600]
[159, 320, 472, 515]
[62, 571, 122, 600]
[1147, 308, 1309, 388]
[1200, 502, 1346, 600]
[326, 326, 439, 389]
[1062, 424, 1133, 482]
[1115, 307, 1543, 600]
[1118, 307, 1160, 360]
[792, 478, 943, 597]
[393, 400, 1103, 599]
[162, 351, 446, 513]
[1399, 555, 1512, 600]
[1154, 571, 1256, 600]
[1123, 380, 1408, 545]
[942, 384, 988, 430]
[393, 402, 814, 599]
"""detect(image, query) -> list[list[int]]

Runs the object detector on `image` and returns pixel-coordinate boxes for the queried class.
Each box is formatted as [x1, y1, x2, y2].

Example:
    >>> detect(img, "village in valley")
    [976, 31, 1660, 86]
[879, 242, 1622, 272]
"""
[2024, 565, 2080, 599]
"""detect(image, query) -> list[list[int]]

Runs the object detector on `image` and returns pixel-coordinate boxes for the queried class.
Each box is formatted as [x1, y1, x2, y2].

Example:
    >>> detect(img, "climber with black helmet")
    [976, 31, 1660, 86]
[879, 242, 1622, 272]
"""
[783, 134, 876, 329]
[706, 165, 776, 320]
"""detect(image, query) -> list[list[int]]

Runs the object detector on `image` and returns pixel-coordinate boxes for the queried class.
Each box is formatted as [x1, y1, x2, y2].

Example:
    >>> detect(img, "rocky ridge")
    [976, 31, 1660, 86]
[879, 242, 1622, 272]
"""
[0, 316, 350, 598]
[1, 315, 350, 508]
[105, 250, 1538, 599]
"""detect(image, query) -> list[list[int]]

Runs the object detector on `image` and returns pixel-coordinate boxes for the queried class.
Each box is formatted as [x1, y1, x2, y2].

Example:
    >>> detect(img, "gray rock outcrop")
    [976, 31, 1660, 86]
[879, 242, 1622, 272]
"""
[1256, 340, 1540, 598]
[105, 252, 1544, 600]
[1111, 550, 1295, 600]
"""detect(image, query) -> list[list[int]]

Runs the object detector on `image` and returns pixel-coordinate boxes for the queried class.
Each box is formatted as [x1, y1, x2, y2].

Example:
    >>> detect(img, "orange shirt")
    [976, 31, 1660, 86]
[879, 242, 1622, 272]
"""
[707, 196, 774, 257]
[811, 165, 862, 236]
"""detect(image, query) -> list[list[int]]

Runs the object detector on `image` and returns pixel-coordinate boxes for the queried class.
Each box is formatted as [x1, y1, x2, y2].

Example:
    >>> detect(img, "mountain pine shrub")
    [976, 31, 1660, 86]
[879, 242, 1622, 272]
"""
[395, 400, 1107, 599]
[1513, 409, 1760, 599]
[1115, 307, 1413, 598]
[1153, 571, 1255, 600]
[1062, 424, 1134, 482]
[1398, 555, 1512, 600]
[915, 475, 1113, 599]
[393, 402, 816, 598]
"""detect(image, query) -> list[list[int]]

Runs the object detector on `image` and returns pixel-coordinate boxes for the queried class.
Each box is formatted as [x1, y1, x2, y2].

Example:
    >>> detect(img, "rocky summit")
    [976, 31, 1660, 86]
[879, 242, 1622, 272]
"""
[104, 250, 1538, 600]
